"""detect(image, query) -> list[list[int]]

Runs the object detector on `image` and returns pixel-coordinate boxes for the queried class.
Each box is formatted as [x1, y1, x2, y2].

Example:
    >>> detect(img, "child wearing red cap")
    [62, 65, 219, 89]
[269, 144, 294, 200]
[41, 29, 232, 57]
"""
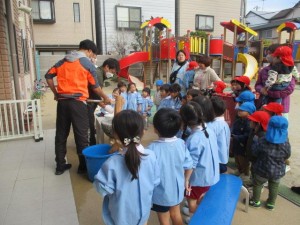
[213, 81, 227, 94]
[263, 46, 294, 103]
[230, 76, 251, 97]
[184, 61, 199, 90]
[262, 102, 284, 116]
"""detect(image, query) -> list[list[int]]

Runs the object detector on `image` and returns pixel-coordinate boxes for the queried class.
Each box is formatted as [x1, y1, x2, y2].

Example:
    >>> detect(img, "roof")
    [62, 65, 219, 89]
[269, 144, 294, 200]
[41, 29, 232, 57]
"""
[246, 11, 278, 20]
[220, 19, 257, 36]
[270, 8, 293, 20]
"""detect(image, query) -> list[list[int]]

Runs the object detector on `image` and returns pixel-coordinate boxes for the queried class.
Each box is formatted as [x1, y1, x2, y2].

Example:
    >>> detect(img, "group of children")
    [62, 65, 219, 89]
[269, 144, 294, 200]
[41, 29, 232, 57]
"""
[92, 44, 294, 225]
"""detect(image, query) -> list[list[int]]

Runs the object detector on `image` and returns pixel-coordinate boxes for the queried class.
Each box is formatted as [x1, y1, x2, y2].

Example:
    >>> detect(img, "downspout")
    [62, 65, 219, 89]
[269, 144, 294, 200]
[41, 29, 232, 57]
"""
[102, 0, 107, 54]
[94, 0, 103, 54]
[90, 0, 95, 42]
[6, 0, 22, 100]
[175, 0, 179, 36]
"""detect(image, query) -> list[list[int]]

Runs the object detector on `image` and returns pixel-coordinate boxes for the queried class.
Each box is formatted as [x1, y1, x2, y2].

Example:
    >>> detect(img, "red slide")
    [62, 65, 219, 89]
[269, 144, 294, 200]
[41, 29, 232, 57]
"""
[118, 52, 149, 79]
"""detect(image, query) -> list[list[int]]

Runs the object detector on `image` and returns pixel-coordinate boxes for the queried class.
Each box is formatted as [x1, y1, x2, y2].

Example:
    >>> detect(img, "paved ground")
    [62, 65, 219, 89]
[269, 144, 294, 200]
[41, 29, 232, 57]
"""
[15, 83, 300, 225]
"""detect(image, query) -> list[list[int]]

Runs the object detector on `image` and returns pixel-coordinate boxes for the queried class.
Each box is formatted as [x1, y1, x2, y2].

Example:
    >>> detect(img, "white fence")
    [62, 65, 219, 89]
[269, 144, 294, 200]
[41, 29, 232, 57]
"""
[0, 99, 43, 142]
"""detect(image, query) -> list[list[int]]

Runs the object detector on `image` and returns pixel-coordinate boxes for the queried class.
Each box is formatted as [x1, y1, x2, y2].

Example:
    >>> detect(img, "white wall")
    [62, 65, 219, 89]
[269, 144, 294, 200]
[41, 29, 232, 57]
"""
[99, 0, 175, 54]
[246, 12, 268, 27]
[179, 0, 241, 41]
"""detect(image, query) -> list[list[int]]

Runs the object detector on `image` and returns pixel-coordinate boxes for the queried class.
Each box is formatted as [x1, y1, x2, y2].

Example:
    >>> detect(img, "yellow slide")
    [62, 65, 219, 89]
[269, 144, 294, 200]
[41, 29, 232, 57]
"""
[237, 53, 259, 80]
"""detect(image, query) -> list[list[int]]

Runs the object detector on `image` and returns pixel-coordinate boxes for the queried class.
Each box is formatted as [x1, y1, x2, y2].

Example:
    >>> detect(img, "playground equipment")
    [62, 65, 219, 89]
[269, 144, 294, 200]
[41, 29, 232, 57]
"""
[277, 21, 300, 62]
[209, 19, 259, 80]
[118, 17, 206, 87]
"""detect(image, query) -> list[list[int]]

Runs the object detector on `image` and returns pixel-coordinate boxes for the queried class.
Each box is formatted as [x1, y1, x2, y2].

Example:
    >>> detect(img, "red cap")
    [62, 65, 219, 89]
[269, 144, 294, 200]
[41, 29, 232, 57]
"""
[214, 81, 227, 93]
[187, 61, 199, 71]
[272, 46, 294, 66]
[263, 102, 284, 116]
[248, 111, 271, 131]
[234, 76, 250, 86]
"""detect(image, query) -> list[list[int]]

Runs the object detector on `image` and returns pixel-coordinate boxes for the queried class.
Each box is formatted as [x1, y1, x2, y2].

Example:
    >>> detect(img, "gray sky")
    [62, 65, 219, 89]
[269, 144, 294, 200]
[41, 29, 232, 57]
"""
[246, 0, 299, 13]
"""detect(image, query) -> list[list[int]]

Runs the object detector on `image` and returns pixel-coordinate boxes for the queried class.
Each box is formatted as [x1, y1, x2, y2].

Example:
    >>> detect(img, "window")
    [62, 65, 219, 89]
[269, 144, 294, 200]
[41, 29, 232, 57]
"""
[116, 6, 141, 29]
[261, 29, 272, 39]
[21, 37, 30, 73]
[32, 0, 55, 23]
[73, 3, 80, 22]
[195, 15, 214, 31]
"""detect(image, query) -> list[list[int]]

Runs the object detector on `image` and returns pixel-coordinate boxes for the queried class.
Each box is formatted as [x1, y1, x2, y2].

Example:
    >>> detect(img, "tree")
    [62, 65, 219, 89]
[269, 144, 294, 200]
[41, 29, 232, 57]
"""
[110, 29, 132, 56]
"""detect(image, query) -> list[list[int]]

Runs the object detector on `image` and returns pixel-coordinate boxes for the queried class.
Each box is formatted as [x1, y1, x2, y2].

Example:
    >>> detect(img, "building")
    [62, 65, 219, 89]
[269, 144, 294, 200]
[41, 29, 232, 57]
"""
[245, 1, 300, 43]
[0, 0, 36, 100]
[32, 0, 96, 55]
[177, 0, 242, 40]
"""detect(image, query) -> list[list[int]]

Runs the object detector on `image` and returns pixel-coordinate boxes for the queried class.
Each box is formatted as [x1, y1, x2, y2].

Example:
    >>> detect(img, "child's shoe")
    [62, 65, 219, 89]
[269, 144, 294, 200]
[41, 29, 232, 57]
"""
[181, 206, 190, 216]
[265, 203, 275, 211]
[249, 199, 261, 208]
[184, 216, 190, 224]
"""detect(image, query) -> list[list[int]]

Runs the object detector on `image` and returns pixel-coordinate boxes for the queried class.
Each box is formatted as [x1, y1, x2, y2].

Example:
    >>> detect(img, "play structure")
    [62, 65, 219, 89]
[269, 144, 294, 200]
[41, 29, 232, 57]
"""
[118, 17, 206, 87]
[208, 19, 259, 80]
[277, 21, 300, 62]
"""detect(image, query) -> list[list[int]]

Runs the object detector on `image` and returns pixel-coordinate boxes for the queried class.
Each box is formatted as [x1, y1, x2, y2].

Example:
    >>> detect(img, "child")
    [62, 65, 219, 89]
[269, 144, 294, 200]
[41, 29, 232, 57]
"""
[180, 102, 220, 223]
[140, 87, 154, 129]
[158, 83, 182, 111]
[250, 116, 291, 210]
[213, 80, 227, 94]
[186, 89, 200, 102]
[148, 108, 193, 225]
[154, 80, 164, 111]
[231, 102, 256, 176]
[262, 102, 284, 116]
[264, 46, 294, 103]
[230, 76, 251, 97]
[235, 90, 256, 105]
[97, 88, 119, 116]
[94, 110, 160, 225]
[184, 61, 199, 90]
[127, 82, 142, 111]
[209, 96, 231, 173]
[118, 81, 128, 110]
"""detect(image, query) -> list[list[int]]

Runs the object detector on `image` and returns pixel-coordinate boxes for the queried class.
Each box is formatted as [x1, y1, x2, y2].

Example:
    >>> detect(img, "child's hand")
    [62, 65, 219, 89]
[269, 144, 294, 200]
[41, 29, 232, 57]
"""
[185, 180, 192, 196]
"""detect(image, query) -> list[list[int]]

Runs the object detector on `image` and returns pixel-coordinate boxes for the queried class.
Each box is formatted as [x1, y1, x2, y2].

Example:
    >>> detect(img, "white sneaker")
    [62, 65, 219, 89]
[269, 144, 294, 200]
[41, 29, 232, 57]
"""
[285, 165, 291, 173]
[181, 206, 190, 216]
[184, 216, 190, 224]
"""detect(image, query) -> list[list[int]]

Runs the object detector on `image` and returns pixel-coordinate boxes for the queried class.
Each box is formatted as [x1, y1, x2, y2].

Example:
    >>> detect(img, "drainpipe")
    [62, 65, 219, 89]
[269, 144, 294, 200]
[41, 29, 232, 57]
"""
[90, 0, 95, 42]
[102, 0, 107, 54]
[6, 0, 22, 100]
[175, 0, 179, 36]
[94, 0, 103, 54]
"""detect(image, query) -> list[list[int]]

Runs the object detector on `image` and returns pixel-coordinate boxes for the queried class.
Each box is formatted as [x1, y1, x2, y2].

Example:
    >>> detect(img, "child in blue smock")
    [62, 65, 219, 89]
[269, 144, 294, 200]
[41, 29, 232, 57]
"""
[209, 96, 231, 173]
[148, 108, 193, 225]
[158, 83, 182, 111]
[180, 101, 220, 223]
[140, 87, 154, 129]
[93, 110, 160, 225]
[127, 82, 143, 111]
[117, 81, 127, 110]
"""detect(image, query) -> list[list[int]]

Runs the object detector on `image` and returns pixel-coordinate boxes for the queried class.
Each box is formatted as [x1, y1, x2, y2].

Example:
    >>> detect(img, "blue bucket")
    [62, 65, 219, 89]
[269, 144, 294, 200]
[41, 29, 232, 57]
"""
[83, 144, 115, 181]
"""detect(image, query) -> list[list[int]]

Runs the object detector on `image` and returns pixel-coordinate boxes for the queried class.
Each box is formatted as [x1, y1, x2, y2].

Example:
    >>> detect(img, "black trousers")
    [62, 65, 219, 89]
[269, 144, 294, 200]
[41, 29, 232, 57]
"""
[87, 103, 98, 145]
[55, 99, 89, 168]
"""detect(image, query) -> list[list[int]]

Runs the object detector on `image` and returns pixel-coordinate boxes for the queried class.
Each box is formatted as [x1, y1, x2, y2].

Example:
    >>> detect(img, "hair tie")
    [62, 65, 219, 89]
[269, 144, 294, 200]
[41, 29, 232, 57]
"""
[123, 136, 141, 146]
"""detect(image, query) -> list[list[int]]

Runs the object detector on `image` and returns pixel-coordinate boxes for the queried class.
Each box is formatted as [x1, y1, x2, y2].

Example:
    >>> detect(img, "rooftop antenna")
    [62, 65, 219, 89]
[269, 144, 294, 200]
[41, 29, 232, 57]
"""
[261, 0, 265, 11]
[253, 6, 259, 11]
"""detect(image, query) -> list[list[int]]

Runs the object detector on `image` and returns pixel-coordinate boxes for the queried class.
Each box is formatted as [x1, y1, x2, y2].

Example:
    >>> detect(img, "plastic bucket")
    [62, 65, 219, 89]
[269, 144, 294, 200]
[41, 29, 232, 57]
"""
[83, 144, 115, 181]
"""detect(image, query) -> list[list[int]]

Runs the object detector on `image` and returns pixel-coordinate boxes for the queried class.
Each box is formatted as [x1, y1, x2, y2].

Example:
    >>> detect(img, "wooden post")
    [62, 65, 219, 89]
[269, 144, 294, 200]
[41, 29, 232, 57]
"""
[149, 26, 153, 87]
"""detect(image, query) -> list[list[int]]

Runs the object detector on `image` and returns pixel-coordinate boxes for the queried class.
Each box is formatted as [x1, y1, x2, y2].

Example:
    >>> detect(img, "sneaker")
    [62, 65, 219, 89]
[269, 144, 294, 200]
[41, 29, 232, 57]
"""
[184, 216, 190, 224]
[55, 163, 72, 175]
[266, 203, 275, 211]
[249, 199, 261, 208]
[181, 206, 190, 216]
[285, 165, 291, 173]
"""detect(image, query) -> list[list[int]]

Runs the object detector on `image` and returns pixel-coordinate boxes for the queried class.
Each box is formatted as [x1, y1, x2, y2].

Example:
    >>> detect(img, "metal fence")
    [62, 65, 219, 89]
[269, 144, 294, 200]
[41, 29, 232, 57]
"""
[0, 99, 43, 142]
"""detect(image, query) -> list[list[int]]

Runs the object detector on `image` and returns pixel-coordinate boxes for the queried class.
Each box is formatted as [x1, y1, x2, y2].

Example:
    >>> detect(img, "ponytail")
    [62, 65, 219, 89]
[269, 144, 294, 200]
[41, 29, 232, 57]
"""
[125, 143, 142, 180]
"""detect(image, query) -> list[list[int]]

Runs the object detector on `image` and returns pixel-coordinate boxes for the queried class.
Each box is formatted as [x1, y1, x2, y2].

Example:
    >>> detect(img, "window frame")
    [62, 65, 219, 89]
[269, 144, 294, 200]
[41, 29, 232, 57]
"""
[115, 6, 142, 30]
[195, 14, 214, 32]
[73, 3, 80, 23]
[261, 29, 273, 39]
[32, 0, 56, 24]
